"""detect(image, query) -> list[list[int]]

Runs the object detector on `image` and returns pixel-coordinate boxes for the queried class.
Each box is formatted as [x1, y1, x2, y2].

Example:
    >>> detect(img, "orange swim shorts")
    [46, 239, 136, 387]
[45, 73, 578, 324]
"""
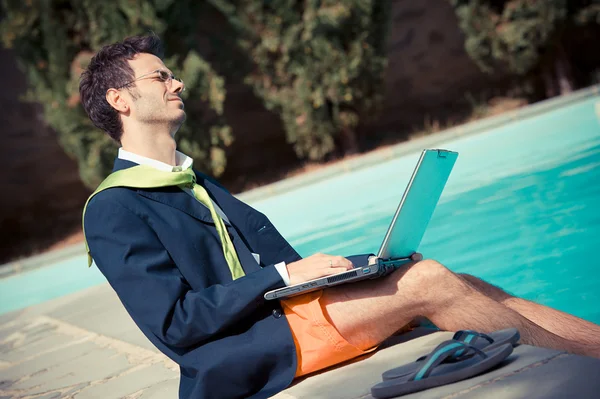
[281, 290, 377, 378]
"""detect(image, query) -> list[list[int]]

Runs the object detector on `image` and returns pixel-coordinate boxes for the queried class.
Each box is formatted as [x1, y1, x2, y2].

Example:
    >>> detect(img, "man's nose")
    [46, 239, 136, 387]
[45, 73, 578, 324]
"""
[172, 79, 185, 94]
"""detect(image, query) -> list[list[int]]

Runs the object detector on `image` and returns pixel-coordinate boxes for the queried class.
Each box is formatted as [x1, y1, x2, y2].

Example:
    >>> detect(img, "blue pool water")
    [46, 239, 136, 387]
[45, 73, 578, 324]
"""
[1, 96, 599, 323]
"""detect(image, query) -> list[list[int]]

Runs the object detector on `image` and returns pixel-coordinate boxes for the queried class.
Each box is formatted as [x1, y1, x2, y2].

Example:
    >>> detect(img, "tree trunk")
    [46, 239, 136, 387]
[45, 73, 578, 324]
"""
[339, 125, 359, 156]
[542, 63, 557, 98]
[555, 45, 574, 95]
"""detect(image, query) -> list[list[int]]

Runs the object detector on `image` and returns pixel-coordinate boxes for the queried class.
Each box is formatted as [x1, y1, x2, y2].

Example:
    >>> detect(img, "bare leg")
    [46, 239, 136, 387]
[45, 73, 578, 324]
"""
[321, 259, 600, 358]
[460, 273, 600, 346]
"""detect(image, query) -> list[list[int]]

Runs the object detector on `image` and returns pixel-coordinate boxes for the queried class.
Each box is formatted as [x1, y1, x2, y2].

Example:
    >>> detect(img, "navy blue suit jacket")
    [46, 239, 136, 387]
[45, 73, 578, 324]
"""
[84, 158, 371, 398]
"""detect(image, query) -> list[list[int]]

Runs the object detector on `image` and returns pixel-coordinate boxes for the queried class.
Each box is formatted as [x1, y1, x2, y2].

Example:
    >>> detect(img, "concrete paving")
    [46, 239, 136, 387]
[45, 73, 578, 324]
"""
[2, 283, 600, 398]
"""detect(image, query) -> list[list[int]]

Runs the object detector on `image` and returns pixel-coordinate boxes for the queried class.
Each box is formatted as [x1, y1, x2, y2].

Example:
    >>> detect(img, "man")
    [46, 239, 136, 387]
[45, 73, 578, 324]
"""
[81, 35, 600, 399]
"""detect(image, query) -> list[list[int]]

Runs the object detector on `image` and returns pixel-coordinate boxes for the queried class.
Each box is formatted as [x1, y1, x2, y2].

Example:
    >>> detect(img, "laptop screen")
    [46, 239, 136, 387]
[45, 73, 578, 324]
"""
[377, 149, 458, 260]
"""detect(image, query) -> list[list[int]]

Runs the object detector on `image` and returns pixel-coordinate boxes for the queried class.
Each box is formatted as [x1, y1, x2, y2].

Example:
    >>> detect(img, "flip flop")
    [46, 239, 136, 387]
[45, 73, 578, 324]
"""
[381, 328, 519, 380]
[371, 341, 513, 398]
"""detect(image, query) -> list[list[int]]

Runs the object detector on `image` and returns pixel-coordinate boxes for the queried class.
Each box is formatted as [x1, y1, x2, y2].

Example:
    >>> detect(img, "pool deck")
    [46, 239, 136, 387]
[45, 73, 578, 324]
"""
[2, 283, 600, 399]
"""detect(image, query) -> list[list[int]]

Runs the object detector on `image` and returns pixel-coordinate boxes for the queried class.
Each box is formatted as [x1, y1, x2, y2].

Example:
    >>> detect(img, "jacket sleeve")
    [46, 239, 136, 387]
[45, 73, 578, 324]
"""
[84, 197, 286, 349]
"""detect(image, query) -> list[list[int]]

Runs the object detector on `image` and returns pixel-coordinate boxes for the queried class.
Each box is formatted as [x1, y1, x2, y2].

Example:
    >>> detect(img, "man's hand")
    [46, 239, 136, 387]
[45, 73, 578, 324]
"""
[286, 253, 354, 286]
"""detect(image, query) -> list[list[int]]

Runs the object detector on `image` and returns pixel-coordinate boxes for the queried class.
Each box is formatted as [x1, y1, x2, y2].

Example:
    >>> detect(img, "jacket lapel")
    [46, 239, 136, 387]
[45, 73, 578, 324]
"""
[197, 173, 249, 229]
[112, 158, 262, 274]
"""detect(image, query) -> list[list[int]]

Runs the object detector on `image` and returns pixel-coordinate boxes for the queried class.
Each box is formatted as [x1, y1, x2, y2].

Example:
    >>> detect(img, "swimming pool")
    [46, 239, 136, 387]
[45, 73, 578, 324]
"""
[2, 94, 599, 322]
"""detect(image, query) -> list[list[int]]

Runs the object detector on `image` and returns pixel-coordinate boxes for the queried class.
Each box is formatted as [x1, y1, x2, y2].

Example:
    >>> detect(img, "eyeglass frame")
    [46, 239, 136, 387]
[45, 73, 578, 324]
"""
[115, 69, 186, 92]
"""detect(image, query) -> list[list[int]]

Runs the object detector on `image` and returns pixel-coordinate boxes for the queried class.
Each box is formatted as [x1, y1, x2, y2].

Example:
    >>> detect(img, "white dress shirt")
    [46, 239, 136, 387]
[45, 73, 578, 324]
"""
[118, 148, 290, 285]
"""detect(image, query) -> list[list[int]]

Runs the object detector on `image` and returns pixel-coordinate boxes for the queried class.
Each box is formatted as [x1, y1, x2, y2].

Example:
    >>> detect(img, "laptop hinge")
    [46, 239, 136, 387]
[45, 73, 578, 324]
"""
[375, 256, 413, 277]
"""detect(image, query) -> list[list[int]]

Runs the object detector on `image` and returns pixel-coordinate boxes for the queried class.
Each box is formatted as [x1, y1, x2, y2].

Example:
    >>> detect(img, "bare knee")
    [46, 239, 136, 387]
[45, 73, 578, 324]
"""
[391, 259, 469, 314]
[409, 259, 453, 281]
[395, 259, 462, 291]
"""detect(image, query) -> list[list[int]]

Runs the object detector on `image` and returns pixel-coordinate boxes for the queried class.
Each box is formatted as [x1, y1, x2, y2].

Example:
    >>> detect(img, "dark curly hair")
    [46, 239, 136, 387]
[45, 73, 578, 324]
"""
[79, 35, 164, 143]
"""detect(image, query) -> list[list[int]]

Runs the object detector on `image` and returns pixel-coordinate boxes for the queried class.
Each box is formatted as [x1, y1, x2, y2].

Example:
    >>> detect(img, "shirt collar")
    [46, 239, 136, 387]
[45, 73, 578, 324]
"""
[118, 148, 193, 172]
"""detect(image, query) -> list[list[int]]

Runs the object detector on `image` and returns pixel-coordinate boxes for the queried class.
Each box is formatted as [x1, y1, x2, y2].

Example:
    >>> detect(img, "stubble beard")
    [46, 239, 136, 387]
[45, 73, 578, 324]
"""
[170, 110, 187, 134]
[136, 97, 186, 133]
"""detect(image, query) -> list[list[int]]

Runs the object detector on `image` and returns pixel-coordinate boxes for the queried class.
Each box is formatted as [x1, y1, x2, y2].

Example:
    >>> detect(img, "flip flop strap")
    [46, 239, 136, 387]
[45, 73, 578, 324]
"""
[453, 330, 494, 345]
[452, 330, 494, 356]
[410, 341, 487, 381]
[415, 330, 494, 362]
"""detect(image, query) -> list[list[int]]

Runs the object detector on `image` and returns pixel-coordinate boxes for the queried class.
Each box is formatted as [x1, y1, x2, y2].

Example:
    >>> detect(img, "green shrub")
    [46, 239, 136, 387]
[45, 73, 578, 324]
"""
[1, 0, 393, 188]
[1, 0, 231, 188]
[450, 0, 600, 95]
[210, 0, 391, 160]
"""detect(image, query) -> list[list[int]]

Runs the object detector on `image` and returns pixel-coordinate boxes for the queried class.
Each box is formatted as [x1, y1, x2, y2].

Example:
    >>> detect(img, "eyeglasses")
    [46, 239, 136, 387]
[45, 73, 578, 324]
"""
[117, 69, 186, 92]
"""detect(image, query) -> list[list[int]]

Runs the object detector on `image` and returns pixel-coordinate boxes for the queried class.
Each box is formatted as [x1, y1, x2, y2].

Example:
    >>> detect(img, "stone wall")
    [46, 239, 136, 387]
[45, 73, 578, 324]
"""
[0, 1, 502, 263]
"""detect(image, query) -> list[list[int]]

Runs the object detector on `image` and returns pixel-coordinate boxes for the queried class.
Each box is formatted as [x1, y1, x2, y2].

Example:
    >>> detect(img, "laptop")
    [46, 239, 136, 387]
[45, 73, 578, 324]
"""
[264, 149, 458, 301]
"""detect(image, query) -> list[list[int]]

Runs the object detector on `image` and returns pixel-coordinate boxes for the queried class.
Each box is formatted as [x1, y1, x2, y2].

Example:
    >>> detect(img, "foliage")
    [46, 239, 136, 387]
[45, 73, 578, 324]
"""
[210, 0, 391, 160]
[1, 0, 393, 187]
[449, 0, 600, 76]
[0, 0, 231, 188]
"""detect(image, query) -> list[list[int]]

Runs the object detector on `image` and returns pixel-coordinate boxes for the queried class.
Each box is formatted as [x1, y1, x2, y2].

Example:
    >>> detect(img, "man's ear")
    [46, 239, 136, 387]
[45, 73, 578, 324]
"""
[106, 88, 129, 113]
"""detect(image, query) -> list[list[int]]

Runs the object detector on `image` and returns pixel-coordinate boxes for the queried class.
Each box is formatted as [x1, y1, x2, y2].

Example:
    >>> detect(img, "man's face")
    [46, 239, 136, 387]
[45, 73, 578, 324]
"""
[124, 53, 186, 133]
